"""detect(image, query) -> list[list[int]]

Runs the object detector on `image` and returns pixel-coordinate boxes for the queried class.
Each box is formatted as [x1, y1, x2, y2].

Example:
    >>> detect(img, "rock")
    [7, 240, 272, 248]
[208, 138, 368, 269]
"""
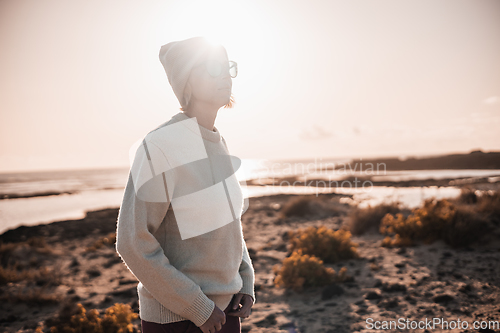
[344, 281, 358, 288]
[396, 247, 406, 255]
[118, 279, 137, 285]
[110, 287, 136, 297]
[405, 294, 417, 305]
[86, 268, 101, 278]
[364, 291, 382, 300]
[354, 299, 365, 306]
[459, 284, 472, 293]
[381, 282, 407, 292]
[69, 257, 79, 267]
[255, 313, 277, 327]
[321, 283, 344, 300]
[433, 294, 454, 303]
[356, 307, 368, 314]
[279, 321, 297, 330]
[241, 325, 252, 332]
[378, 297, 399, 309]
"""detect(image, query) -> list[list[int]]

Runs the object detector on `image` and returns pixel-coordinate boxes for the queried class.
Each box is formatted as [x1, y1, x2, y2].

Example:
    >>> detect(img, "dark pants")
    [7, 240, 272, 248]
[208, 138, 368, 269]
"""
[141, 302, 241, 333]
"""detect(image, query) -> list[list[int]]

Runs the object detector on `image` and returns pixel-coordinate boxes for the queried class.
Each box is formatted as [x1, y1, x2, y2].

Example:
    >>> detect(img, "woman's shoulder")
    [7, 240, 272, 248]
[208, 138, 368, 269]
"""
[145, 115, 190, 145]
[144, 116, 211, 166]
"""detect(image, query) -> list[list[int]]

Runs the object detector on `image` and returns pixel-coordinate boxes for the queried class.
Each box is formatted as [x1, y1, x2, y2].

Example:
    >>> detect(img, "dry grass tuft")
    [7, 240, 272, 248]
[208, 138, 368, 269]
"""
[347, 201, 407, 235]
[85, 233, 117, 252]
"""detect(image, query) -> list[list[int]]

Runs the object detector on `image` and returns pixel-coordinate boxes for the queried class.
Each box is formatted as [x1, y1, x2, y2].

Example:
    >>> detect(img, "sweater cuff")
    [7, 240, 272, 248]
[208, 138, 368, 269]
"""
[239, 275, 256, 303]
[180, 290, 215, 327]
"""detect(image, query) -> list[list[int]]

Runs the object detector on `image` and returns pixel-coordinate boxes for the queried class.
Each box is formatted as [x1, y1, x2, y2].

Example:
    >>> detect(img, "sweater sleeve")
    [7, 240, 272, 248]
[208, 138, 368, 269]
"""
[222, 136, 256, 302]
[238, 240, 256, 303]
[115, 139, 215, 327]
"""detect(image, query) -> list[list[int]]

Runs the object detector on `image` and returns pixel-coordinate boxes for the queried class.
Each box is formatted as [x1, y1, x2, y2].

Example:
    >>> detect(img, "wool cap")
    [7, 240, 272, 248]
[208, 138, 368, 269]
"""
[159, 37, 213, 107]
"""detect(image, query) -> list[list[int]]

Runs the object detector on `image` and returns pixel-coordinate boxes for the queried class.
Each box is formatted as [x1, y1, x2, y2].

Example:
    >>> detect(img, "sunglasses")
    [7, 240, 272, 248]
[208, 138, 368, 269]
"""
[201, 60, 238, 78]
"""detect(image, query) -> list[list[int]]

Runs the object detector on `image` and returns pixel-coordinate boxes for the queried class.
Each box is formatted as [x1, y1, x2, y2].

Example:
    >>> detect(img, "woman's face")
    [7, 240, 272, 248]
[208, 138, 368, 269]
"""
[185, 46, 232, 109]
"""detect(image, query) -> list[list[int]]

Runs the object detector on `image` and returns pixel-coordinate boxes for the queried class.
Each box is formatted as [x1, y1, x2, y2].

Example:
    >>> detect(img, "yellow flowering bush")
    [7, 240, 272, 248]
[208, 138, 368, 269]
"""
[287, 226, 359, 263]
[273, 249, 350, 292]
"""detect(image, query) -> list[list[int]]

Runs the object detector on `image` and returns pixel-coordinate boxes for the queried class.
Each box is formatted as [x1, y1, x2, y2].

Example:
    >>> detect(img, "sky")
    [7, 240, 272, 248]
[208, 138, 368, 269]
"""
[1, 0, 499, 173]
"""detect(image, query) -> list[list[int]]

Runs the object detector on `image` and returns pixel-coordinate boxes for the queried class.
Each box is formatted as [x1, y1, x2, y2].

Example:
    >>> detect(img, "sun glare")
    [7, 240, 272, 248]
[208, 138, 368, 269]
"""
[150, 0, 280, 110]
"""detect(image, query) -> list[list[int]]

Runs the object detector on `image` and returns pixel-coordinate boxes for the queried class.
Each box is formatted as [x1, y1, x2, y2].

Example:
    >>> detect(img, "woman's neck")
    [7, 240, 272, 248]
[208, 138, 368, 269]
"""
[183, 102, 219, 132]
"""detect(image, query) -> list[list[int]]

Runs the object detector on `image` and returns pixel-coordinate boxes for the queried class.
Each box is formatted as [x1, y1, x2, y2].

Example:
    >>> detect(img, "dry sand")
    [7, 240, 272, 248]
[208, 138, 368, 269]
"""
[1, 187, 500, 333]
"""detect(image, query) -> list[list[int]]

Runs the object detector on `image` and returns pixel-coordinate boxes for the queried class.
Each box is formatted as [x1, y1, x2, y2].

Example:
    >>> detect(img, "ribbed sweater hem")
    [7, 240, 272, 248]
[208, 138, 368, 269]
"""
[138, 290, 234, 326]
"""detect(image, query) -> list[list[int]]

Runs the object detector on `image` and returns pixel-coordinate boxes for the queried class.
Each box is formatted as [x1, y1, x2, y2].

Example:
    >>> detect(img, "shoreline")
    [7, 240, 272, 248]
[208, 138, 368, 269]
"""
[2, 180, 499, 237]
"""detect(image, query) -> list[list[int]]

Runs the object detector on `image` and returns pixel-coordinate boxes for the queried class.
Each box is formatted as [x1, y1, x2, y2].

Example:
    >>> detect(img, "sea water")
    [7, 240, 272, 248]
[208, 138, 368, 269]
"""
[1, 160, 499, 235]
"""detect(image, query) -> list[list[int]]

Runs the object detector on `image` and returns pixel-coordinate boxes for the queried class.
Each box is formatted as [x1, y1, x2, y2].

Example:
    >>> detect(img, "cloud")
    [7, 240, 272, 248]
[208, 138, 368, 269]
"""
[483, 96, 499, 105]
[298, 123, 334, 140]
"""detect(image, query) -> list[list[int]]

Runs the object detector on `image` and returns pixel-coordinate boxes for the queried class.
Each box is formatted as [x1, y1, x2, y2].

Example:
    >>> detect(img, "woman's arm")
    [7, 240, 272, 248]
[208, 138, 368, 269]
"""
[238, 240, 256, 303]
[115, 139, 215, 327]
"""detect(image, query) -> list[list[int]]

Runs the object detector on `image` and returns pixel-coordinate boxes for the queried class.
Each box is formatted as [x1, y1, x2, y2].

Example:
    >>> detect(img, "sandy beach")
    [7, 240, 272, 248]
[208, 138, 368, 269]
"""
[1, 181, 499, 333]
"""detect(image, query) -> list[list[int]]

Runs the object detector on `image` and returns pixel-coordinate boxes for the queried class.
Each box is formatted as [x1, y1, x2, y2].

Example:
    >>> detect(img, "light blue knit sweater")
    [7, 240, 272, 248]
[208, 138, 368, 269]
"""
[115, 111, 255, 327]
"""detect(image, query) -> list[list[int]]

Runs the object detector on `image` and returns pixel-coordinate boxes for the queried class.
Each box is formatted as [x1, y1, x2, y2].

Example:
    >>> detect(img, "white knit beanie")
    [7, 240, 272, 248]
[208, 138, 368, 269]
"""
[159, 37, 213, 107]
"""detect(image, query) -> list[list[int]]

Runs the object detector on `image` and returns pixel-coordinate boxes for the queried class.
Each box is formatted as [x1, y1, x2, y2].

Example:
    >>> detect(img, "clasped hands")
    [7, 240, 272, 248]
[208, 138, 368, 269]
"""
[227, 292, 253, 318]
[199, 293, 254, 333]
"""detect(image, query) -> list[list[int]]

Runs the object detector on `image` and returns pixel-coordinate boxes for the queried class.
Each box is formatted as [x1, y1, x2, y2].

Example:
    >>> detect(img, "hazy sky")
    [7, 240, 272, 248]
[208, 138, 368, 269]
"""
[1, 0, 499, 172]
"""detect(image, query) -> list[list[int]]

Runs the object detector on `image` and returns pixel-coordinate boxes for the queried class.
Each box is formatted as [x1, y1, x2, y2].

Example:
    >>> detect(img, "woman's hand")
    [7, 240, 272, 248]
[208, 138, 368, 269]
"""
[199, 305, 225, 333]
[226, 293, 254, 318]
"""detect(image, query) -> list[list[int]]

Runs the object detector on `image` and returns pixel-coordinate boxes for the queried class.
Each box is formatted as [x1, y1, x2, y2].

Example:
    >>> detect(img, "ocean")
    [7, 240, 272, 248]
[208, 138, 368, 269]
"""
[1, 158, 500, 235]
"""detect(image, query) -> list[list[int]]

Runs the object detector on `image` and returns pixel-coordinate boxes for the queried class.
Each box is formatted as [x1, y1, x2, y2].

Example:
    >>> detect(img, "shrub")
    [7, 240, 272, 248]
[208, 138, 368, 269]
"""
[46, 302, 138, 333]
[273, 249, 351, 292]
[380, 198, 491, 248]
[287, 226, 359, 263]
[0, 263, 60, 286]
[441, 205, 491, 248]
[101, 303, 139, 333]
[0, 286, 62, 305]
[0, 236, 52, 268]
[475, 191, 500, 226]
[453, 187, 478, 205]
[86, 233, 117, 252]
[348, 202, 405, 235]
[279, 195, 321, 218]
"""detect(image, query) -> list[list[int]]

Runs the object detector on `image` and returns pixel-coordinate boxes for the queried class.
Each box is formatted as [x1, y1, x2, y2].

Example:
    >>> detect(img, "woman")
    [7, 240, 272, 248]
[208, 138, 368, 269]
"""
[115, 37, 255, 333]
